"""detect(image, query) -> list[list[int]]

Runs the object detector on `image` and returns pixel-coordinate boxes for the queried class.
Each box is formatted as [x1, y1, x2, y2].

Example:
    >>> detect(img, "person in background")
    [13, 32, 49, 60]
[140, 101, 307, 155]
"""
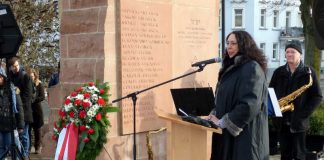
[27, 68, 45, 154]
[48, 62, 59, 88]
[0, 67, 24, 159]
[8, 56, 33, 159]
[269, 41, 322, 160]
[207, 31, 269, 160]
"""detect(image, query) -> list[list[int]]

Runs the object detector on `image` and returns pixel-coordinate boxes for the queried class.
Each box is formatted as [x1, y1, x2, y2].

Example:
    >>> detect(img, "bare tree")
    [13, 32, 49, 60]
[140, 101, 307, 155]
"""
[300, 0, 321, 77]
[0, 0, 59, 81]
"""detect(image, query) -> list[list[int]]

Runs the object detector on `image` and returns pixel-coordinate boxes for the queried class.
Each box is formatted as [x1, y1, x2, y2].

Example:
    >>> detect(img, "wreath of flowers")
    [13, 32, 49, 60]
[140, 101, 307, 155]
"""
[52, 81, 119, 160]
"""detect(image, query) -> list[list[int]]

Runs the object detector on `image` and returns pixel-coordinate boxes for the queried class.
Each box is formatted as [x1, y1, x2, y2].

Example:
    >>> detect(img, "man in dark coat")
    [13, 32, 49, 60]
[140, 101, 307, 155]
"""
[208, 31, 269, 160]
[269, 41, 322, 160]
[8, 56, 33, 159]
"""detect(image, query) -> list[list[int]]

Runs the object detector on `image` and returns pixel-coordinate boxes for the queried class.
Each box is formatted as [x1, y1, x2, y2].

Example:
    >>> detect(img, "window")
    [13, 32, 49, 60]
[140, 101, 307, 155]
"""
[272, 43, 278, 60]
[260, 43, 266, 53]
[260, 9, 266, 28]
[273, 10, 279, 28]
[297, 12, 303, 27]
[286, 11, 291, 28]
[234, 9, 243, 28]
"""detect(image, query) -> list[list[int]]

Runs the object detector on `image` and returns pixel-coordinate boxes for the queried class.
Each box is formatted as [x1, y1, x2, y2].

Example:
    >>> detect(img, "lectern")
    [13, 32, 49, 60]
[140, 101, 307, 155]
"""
[155, 110, 222, 160]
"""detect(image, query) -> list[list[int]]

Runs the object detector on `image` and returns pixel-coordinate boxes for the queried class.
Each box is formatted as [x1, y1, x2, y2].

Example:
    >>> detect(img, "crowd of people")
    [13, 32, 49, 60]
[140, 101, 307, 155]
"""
[0, 56, 59, 160]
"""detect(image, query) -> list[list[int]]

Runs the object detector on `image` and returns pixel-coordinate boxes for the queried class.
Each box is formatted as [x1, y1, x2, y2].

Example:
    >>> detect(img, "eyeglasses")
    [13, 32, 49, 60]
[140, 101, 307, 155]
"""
[226, 41, 238, 46]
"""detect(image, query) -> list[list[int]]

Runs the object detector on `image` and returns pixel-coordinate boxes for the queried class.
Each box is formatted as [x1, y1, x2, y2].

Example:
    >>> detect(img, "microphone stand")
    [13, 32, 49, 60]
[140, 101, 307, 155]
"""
[112, 64, 208, 160]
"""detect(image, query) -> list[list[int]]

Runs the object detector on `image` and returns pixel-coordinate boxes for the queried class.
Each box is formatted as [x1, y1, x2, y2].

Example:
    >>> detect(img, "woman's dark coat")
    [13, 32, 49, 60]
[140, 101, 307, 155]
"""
[0, 73, 24, 131]
[269, 62, 322, 132]
[31, 82, 45, 128]
[9, 70, 33, 123]
[211, 56, 269, 160]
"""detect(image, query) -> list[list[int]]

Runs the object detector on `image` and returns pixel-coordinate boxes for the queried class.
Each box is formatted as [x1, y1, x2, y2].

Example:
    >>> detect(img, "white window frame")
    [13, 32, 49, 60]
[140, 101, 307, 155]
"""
[260, 43, 266, 53]
[286, 11, 291, 28]
[232, 8, 244, 29]
[297, 12, 303, 27]
[273, 10, 279, 29]
[260, 9, 266, 28]
[272, 43, 279, 60]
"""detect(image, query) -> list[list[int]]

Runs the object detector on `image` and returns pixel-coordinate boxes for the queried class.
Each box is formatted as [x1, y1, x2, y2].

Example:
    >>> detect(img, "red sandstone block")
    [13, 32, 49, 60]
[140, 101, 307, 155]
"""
[68, 33, 105, 58]
[61, 0, 70, 11]
[61, 8, 99, 34]
[60, 35, 68, 58]
[96, 59, 105, 80]
[70, 0, 107, 9]
[61, 59, 97, 83]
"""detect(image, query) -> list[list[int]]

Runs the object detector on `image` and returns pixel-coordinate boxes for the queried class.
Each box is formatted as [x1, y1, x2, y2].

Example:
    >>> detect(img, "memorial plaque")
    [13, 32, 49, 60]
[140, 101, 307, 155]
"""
[172, 5, 219, 88]
[120, 0, 172, 134]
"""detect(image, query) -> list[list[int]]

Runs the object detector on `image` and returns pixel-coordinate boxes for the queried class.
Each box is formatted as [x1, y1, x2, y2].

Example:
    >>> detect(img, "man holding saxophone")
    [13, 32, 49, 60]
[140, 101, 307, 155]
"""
[269, 41, 322, 160]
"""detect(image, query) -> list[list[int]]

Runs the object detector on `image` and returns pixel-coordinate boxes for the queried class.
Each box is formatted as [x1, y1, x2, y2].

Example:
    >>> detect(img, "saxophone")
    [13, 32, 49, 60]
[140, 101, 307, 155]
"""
[278, 68, 313, 113]
[146, 127, 166, 160]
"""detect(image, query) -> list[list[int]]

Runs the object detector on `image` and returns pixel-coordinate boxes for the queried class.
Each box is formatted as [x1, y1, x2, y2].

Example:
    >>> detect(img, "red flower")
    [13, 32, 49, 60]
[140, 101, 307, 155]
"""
[70, 92, 78, 97]
[99, 89, 105, 94]
[83, 137, 90, 143]
[82, 101, 90, 108]
[88, 82, 95, 86]
[79, 110, 86, 119]
[74, 99, 82, 106]
[59, 110, 66, 118]
[79, 125, 86, 131]
[62, 123, 66, 128]
[84, 92, 91, 99]
[52, 135, 58, 141]
[64, 99, 71, 105]
[76, 87, 83, 92]
[69, 111, 75, 118]
[96, 113, 102, 121]
[97, 98, 105, 106]
[87, 128, 94, 135]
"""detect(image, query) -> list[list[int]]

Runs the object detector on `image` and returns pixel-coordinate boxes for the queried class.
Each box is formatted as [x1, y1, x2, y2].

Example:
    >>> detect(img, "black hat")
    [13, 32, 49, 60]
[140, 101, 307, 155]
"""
[285, 41, 302, 54]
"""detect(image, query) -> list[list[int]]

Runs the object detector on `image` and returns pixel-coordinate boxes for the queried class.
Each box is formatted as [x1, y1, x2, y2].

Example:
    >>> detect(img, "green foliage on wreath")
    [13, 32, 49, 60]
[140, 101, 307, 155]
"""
[53, 81, 119, 160]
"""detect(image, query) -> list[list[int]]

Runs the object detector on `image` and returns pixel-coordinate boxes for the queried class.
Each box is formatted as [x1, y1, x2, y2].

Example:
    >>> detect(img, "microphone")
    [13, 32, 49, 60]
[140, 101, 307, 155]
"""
[191, 57, 222, 67]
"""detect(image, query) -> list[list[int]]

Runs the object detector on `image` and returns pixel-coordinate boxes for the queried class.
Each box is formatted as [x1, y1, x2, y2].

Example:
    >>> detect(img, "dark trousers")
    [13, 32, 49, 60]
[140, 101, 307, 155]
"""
[28, 125, 42, 150]
[280, 125, 307, 160]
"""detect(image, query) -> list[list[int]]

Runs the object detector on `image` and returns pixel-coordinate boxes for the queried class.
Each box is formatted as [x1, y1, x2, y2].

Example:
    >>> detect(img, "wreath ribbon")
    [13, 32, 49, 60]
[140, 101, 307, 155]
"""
[54, 123, 79, 160]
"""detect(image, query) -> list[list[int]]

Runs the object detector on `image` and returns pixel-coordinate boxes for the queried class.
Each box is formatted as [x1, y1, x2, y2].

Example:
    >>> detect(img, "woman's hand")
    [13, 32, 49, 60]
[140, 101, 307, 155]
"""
[207, 114, 219, 125]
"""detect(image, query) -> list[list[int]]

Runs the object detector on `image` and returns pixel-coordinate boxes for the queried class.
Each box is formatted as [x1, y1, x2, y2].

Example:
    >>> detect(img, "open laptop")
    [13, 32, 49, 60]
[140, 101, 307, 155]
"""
[170, 87, 215, 116]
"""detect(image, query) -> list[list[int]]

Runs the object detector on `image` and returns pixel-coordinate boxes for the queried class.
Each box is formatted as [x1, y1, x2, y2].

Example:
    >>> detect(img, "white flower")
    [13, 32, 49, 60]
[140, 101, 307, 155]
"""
[87, 110, 94, 117]
[64, 103, 74, 112]
[76, 94, 84, 100]
[88, 86, 99, 93]
[91, 94, 98, 101]
[92, 104, 99, 110]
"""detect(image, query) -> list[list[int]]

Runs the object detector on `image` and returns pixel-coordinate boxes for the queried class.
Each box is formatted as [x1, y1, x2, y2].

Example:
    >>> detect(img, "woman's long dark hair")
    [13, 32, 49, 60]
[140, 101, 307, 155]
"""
[224, 30, 267, 72]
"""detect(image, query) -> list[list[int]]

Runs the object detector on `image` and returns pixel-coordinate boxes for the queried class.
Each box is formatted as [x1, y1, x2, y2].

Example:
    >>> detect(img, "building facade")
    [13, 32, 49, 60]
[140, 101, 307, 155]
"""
[218, 0, 324, 80]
